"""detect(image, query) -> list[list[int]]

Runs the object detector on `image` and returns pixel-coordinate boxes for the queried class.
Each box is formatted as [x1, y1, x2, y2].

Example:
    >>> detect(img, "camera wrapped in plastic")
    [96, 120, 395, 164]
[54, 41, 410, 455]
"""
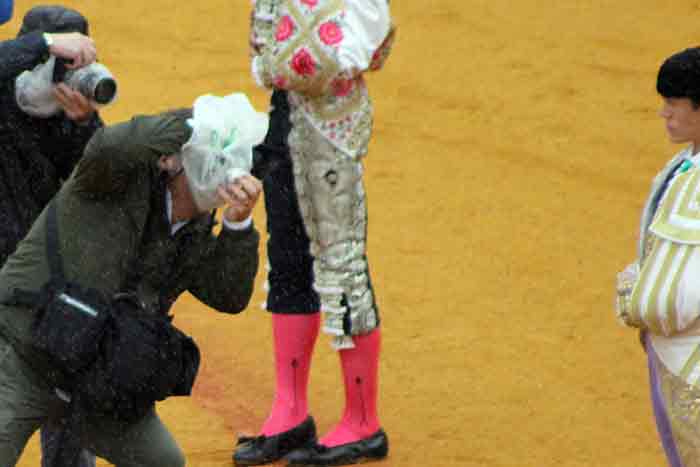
[15, 56, 117, 118]
[60, 61, 117, 105]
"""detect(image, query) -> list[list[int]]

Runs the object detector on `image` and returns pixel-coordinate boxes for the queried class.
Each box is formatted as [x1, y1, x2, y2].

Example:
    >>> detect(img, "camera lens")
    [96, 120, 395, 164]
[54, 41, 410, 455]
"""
[93, 78, 117, 104]
[64, 63, 117, 105]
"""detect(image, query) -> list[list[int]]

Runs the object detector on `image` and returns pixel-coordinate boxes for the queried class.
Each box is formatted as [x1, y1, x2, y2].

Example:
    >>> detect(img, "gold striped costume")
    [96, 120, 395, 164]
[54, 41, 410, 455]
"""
[619, 146, 700, 465]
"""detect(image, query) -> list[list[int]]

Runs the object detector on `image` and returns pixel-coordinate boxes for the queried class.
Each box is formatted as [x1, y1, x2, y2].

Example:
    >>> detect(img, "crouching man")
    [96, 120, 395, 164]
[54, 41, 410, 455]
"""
[0, 93, 268, 467]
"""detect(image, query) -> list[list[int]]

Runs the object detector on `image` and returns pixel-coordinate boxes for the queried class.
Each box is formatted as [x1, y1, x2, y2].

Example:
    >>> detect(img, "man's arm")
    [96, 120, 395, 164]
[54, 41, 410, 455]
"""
[249, 0, 279, 58]
[0, 32, 49, 82]
[71, 113, 191, 196]
[188, 224, 261, 314]
[0, 31, 96, 83]
[188, 175, 263, 313]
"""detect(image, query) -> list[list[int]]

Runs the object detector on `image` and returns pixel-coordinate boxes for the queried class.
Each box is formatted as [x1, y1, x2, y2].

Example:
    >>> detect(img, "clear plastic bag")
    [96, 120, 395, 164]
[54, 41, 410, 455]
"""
[180, 93, 269, 211]
[15, 55, 62, 117]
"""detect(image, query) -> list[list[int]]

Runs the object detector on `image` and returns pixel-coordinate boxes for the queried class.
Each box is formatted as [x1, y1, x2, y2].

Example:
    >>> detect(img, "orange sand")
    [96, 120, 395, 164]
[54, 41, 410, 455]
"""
[5, 0, 695, 465]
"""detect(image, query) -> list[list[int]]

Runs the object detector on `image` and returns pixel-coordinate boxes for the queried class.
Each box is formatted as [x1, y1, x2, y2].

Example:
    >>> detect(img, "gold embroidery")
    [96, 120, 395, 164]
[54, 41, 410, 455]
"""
[307, 91, 363, 120]
[265, 0, 385, 157]
[677, 171, 700, 220]
[274, 0, 344, 96]
[666, 245, 693, 333]
[681, 345, 700, 382]
[631, 237, 660, 329]
[652, 171, 700, 244]
[647, 243, 678, 334]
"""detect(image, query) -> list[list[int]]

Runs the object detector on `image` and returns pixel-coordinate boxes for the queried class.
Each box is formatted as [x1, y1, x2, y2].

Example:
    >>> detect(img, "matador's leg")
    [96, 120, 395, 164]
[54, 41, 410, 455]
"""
[285, 108, 386, 457]
[288, 110, 379, 349]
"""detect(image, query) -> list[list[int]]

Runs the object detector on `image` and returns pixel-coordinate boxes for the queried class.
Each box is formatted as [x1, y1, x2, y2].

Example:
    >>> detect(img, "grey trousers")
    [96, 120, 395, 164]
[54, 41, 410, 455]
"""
[0, 334, 185, 467]
[41, 425, 95, 467]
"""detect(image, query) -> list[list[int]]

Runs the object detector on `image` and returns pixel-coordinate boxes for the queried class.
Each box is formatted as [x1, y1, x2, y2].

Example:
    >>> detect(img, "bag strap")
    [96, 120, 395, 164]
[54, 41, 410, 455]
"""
[3, 201, 65, 307]
[45, 200, 66, 284]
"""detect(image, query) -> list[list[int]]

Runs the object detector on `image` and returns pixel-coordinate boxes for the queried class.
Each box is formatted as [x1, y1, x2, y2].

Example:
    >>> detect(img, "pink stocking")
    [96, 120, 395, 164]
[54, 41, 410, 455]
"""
[261, 313, 320, 436]
[320, 328, 382, 447]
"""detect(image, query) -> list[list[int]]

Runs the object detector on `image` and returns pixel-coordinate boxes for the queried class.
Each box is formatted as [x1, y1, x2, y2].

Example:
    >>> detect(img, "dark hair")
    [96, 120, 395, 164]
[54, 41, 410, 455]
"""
[657, 47, 700, 108]
[17, 5, 88, 38]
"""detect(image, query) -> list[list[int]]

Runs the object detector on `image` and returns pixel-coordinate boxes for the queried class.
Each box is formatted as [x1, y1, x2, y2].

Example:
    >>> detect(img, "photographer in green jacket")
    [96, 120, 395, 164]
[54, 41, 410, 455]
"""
[0, 93, 268, 467]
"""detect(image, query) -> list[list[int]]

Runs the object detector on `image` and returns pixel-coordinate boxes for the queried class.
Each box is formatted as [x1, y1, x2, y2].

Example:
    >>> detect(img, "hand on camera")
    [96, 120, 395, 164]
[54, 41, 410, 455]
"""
[52, 83, 97, 122]
[47, 32, 96, 69]
[218, 175, 263, 223]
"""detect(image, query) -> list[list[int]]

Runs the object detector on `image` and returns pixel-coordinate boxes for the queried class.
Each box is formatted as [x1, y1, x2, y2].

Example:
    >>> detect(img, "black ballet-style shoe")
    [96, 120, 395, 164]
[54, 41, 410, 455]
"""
[285, 429, 389, 466]
[233, 416, 317, 466]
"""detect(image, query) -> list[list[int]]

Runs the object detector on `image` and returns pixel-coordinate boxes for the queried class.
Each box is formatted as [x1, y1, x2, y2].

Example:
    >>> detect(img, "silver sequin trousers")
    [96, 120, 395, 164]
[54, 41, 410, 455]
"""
[286, 108, 379, 349]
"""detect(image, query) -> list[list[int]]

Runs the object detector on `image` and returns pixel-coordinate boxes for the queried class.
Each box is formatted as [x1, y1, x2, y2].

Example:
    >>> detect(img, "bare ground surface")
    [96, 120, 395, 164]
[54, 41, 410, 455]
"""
[5, 0, 699, 465]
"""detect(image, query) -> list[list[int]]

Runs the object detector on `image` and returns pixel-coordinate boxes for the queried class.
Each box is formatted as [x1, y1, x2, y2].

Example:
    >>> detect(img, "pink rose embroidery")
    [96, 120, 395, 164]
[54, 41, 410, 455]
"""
[318, 21, 343, 46]
[275, 15, 295, 42]
[331, 78, 353, 97]
[301, 0, 318, 8]
[272, 76, 288, 89]
[291, 48, 316, 76]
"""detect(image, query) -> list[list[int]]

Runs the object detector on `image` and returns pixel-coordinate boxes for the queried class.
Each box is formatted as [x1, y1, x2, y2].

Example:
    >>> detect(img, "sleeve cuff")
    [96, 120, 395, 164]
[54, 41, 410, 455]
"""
[223, 215, 253, 231]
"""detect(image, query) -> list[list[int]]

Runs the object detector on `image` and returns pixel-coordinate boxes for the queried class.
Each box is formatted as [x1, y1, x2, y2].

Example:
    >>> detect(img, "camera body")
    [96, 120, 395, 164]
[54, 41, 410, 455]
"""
[15, 56, 118, 118]
[53, 58, 117, 105]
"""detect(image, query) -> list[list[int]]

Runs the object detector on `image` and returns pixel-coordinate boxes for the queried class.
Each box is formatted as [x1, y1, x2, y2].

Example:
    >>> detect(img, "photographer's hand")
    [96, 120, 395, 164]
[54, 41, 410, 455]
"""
[46, 32, 96, 69]
[218, 175, 263, 223]
[53, 83, 97, 123]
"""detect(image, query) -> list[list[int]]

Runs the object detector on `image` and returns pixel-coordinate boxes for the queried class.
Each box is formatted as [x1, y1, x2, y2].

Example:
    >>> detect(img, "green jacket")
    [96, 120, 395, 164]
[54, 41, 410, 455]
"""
[0, 112, 260, 355]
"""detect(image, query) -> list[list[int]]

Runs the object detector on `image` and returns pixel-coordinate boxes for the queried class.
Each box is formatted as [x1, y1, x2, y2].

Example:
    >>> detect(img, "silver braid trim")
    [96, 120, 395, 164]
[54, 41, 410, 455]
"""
[287, 106, 379, 348]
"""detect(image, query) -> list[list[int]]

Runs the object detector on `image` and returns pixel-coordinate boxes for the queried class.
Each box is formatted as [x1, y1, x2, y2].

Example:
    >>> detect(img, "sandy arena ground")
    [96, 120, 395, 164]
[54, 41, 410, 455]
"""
[4, 0, 699, 466]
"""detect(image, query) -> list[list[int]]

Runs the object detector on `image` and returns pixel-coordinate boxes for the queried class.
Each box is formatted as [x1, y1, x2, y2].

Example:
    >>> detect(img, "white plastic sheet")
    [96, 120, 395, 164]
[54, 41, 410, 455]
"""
[15, 56, 62, 117]
[180, 93, 269, 212]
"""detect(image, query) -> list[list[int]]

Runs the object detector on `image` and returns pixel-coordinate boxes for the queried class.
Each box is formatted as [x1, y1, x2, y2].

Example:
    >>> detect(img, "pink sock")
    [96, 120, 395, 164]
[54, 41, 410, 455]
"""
[261, 313, 320, 436]
[320, 328, 382, 447]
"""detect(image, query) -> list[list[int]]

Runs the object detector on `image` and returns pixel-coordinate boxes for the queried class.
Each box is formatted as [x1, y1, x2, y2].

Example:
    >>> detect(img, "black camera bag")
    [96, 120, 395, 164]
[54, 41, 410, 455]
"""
[8, 201, 200, 406]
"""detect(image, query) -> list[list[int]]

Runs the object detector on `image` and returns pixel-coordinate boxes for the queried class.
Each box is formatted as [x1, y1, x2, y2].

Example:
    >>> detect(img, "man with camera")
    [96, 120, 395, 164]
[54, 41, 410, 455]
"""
[0, 92, 267, 466]
[0, 4, 102, 267]
[0, 5, 106, 467]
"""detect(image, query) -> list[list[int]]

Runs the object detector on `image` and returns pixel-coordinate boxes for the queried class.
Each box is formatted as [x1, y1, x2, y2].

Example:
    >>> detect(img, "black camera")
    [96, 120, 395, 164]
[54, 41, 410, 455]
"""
[53, 58, 117, 105]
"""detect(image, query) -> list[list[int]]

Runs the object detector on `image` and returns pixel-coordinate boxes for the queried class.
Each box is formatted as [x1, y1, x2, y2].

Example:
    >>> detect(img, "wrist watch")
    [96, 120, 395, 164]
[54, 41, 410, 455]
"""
[42, 32, 54, 49]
